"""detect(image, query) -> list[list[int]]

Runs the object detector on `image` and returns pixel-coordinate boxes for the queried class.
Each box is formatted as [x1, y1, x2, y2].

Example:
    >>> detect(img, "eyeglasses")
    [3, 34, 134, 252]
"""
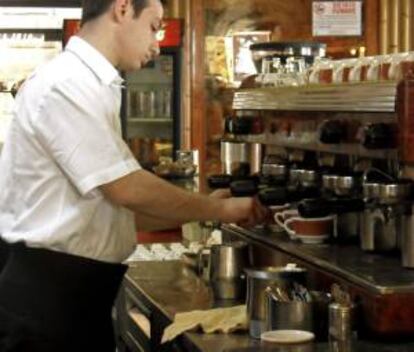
[155, 21, 166, 42]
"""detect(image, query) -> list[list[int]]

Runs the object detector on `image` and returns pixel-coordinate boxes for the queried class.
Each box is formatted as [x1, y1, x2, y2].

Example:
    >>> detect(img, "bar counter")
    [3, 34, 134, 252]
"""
[123, 260, 414, 352]
[222, 225, 414, 295]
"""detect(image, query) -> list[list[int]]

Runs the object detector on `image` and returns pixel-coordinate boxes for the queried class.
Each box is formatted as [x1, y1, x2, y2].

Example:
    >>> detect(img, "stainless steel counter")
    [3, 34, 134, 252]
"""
[123, 260, 414, 352]
[223, 225, 414, 295]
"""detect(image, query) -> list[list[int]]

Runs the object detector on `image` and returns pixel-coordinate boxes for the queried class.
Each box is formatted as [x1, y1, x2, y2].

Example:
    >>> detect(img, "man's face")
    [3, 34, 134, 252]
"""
[117, 0, 163, 71]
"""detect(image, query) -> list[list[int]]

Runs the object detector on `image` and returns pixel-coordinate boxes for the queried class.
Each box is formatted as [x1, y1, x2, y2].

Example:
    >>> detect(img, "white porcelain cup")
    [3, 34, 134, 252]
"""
[275, 210, 337, 241]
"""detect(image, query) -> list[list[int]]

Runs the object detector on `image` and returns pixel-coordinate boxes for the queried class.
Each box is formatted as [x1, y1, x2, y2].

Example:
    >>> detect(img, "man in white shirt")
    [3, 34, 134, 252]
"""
[0, 0, 266, 351]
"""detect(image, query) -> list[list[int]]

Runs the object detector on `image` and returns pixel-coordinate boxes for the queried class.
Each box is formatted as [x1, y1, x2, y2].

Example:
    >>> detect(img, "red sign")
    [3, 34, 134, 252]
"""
[63, 19, 81, 47]
[158, 19, 182, 48]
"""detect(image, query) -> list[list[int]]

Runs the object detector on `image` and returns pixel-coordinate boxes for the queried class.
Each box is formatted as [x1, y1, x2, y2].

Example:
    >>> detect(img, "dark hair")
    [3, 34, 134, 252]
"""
[81, 0, 149, 25]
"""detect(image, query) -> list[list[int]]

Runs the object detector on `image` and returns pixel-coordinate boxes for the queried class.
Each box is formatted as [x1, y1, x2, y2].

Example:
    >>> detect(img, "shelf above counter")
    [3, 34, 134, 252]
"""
[233, 81, 399, 113]
[236, 134, 398, 159]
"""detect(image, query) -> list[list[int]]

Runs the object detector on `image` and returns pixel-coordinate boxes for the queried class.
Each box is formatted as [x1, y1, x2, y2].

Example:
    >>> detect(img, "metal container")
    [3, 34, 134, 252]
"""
[379, 182, 412, 204]
[265, 288, 313, 332]
[249, 143, 263, 175]
[360, 205, 405, 252]
[329, 303, 356, 341]
[322, 174, 338, 192]
[360, 207, 376, 252]
[220, 140, 262, 176]
[334, 175, 360, 196]
[209, 242, 249, 300]
[298, 169, 319, 188]
[261, 163, 288, 179]
[245, 265, 307, 339]
[220, 140, 250, 176]
[362, 182, 381, 200]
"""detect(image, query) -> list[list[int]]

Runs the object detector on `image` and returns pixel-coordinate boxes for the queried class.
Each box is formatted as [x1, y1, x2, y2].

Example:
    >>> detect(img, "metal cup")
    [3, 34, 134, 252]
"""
[329, 303, 356, 341]
[265, 292, 313, 332]
[209, 242, 249, 300]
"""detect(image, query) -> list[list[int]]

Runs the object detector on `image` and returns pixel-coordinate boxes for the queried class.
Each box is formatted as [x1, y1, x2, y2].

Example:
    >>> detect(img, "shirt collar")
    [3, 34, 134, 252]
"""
[65, 36, 124, 86]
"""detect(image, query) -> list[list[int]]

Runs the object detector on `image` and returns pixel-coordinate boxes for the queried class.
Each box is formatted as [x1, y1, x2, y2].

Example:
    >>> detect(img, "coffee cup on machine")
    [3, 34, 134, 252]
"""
[275, 210, 336, 243]
[274, 209, 300, 239]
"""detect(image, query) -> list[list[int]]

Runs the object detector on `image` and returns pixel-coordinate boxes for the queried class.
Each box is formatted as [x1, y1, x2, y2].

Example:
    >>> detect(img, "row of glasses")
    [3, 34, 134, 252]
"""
[256, 57, 308, 87]
[308, 51, 414, 85]
[128, 89, 172, 119]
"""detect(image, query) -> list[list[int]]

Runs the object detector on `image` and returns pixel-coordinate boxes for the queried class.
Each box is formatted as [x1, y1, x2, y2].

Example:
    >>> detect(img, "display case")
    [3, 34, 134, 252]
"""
[0, 2, 82, 147]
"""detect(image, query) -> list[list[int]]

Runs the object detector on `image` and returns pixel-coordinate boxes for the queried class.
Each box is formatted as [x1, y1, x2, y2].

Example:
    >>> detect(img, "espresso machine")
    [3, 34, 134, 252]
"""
[229, 64, 414, 268]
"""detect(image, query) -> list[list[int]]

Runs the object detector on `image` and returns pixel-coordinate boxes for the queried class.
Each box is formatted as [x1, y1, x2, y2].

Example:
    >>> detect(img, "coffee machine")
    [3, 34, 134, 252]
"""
[221, 55, 414, 340]
[230, 63, 414, 268]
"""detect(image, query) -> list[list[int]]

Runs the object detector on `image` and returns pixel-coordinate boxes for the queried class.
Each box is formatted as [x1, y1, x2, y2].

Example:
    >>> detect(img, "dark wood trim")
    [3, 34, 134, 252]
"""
[188, 0, 206, 175]
[365, 0, 380, 55]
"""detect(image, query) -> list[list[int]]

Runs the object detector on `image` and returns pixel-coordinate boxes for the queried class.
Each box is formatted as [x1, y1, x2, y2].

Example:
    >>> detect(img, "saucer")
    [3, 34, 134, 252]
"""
[261, 330, 315, 344]
[296, 234, 329, 244]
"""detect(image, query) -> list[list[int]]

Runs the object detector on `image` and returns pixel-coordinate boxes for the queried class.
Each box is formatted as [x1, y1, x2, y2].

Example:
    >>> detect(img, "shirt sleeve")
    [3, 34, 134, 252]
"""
[31, 77, 141, 196]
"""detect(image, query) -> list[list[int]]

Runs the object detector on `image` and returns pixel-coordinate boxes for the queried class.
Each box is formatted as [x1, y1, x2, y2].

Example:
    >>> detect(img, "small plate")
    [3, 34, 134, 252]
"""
[261, 330, 315, 344]
[296, 234, 329, 244]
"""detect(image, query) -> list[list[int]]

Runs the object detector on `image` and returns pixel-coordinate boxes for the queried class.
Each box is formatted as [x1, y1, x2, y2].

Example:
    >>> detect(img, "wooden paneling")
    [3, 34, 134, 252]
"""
[205, 0, 380, 57]
[197, 0, 383, 174]
[187, 0, 207, 175]
[365, 0, 380, 55]
[379, 0, 414, 53]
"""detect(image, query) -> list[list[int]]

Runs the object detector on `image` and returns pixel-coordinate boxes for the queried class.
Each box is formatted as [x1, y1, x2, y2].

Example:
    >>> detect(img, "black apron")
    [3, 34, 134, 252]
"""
[0, 238, 9, 274]
[0, 242, 127, 352]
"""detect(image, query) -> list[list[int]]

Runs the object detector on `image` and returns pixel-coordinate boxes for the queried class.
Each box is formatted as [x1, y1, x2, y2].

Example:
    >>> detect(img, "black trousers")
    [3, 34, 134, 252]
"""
[0, 242, 127, 352]
[0, 238, 9, 275]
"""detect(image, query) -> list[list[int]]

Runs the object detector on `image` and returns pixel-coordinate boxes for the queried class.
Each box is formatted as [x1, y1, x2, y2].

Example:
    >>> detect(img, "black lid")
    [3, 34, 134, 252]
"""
[258, 187, 288, 206]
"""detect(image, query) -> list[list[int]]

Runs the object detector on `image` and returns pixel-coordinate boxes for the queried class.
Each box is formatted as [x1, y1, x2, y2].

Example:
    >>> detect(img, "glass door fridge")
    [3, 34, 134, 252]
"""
[122, 19, 183, 170]
[0, 1, 81, 149]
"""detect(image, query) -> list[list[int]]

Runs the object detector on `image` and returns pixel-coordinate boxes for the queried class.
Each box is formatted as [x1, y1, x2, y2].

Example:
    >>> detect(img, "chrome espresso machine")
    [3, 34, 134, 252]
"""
[215, 51, 414, 338]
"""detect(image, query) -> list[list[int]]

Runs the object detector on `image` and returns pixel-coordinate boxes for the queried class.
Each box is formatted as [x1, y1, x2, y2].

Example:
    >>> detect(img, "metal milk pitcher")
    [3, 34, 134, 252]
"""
[208, 242, 249, 300]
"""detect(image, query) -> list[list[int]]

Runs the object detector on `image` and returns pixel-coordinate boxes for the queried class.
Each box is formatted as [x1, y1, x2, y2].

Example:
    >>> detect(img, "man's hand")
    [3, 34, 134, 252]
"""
[209, 188, 231, 199]
[220, 197, 268, 227]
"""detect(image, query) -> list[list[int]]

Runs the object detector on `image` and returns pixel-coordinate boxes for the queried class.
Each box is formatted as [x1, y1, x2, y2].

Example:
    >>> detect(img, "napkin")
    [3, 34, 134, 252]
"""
[161, 305, 247, 343]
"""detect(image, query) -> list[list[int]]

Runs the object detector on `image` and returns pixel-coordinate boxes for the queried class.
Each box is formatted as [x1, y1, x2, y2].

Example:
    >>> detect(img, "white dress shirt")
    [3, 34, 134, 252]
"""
[0, 36, 141, 263]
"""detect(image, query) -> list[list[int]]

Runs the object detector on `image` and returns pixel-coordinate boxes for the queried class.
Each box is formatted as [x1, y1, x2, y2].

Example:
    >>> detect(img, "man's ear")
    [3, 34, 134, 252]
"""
[112, 0, 132, 22]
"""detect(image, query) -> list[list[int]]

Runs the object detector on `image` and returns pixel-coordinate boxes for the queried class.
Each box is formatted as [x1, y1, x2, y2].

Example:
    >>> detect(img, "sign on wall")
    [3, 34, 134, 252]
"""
[312, 1, 362, 36]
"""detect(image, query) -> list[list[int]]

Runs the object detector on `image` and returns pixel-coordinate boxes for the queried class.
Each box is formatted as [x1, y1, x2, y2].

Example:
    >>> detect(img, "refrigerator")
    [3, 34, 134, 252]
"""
[122, 19, 183, 170]
[0, 1, 82, 148]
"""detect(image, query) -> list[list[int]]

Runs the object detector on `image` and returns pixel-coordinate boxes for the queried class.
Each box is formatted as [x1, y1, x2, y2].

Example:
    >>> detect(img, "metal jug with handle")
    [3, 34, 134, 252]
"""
[208, 242, 249, 300]
[245, 264, 307, 338]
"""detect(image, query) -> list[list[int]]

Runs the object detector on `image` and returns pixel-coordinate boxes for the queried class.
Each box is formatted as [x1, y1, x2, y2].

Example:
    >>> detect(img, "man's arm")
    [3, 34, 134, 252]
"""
[100, 169, 266, 225]
[133, 188, 235, 232]
[133, 211, 182, 232]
